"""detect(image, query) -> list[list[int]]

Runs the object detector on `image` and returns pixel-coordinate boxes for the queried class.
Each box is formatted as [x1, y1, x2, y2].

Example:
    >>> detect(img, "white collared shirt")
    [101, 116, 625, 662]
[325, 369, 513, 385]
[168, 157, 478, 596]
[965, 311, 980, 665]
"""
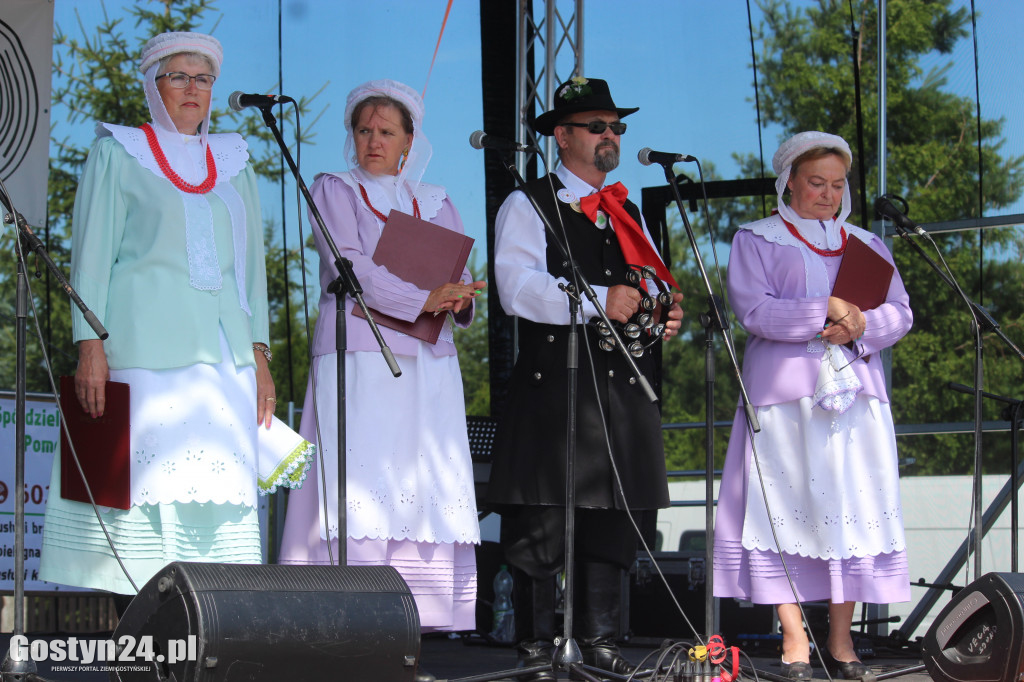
[494, 164, 659, 324]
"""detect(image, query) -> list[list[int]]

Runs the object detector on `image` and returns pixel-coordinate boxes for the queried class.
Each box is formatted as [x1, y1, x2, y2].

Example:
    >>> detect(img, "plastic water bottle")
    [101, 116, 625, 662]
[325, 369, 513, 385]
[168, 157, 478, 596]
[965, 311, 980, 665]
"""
[490, 564, 515, 643]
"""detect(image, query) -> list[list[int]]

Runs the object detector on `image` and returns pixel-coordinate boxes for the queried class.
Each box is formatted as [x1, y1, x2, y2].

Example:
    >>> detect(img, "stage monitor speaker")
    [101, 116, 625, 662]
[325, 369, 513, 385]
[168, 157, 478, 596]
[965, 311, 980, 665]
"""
[921, 571, 1024, 682]
[627, 551, 775, 644]
[111, 562, 420, 682]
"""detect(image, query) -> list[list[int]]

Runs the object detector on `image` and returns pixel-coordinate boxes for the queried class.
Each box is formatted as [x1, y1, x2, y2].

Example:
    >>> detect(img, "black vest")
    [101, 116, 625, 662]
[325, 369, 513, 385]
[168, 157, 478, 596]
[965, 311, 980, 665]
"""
[488, 175, 670, 511]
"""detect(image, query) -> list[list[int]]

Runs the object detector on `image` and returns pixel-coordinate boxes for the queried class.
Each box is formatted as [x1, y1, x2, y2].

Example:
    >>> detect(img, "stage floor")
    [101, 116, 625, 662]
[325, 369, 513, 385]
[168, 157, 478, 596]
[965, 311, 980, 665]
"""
[0, 632, 936, 681]
[420, 635, 936, 681]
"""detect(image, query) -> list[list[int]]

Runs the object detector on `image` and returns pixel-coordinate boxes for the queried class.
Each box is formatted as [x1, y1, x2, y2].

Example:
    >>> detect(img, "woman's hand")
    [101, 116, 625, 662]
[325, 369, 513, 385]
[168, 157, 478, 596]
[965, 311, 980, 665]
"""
[75, 340, 110, 418]
[254, 348, 276, 429]
[424, 280, 486, 315]
[823, 296, 866, 345]
[659, 292, 686, 340]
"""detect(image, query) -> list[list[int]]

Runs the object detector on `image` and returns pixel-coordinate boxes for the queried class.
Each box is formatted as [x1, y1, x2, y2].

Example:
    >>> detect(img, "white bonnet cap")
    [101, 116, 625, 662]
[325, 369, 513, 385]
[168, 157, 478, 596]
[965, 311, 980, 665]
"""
[772, 130, 851, 177]
[343, 79, 424, 135]
[773, 130, 854, 235]
[342, 79, 432, 191]
[139, 31, 224, 77]
[773, 130, 853, 203]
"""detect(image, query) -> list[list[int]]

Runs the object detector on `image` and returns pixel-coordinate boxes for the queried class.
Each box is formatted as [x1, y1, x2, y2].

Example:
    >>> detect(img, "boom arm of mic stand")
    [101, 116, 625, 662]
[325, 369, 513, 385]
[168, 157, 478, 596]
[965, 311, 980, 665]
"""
[499, 157, 658, 403]
[890, 224, 1022, 359]
[659, 164, 758, 432]
[254, 106, 401, 377]
[5, 209, 108, 341]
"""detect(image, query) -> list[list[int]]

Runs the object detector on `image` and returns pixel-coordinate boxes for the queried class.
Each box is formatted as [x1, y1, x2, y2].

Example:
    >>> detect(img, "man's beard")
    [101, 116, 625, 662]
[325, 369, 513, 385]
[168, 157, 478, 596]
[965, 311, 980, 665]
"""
[594, 141, 620, 172]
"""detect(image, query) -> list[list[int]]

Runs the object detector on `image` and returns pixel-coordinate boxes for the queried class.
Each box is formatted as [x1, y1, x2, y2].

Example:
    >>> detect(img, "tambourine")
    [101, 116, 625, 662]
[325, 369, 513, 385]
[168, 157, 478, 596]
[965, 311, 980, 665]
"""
[591, 264, 675, 358]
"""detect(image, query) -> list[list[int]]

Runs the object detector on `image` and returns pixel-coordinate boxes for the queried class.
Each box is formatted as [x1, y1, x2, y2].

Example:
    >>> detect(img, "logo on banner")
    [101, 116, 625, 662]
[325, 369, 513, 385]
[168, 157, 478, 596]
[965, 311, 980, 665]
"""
[0, 18, 42, 179]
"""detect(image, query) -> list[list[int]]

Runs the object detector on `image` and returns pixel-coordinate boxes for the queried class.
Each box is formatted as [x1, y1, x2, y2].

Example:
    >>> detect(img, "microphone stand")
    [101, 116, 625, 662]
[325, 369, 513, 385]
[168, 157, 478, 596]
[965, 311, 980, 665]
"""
[652, 161, 758, 642]
[886, 220, 1024, 583]
[497, 152, 657, 682]
[249, 103, 401, 567]
[946, 382, 1022, 573]
[1, 180, 107, 682]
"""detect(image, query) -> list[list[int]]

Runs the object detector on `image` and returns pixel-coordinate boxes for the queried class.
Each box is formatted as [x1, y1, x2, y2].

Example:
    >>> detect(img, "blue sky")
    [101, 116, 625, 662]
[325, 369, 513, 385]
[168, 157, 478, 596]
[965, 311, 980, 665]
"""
[49, 0, 1023, 276]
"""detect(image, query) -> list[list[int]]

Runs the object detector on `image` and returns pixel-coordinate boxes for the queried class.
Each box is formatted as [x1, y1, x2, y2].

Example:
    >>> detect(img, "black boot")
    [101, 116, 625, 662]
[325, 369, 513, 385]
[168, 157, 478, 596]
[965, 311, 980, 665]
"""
[575, 561, 634, 678]
[512, 568, 556, 682]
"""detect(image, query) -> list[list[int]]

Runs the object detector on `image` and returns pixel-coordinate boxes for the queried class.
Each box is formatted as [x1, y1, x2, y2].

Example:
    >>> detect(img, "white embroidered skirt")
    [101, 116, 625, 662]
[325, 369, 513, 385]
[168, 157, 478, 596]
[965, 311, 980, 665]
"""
[39, 332, 270, 594]
[278, 345, 480, 630]
[714, 395, 910, 605]
[299, 347, 479, 545]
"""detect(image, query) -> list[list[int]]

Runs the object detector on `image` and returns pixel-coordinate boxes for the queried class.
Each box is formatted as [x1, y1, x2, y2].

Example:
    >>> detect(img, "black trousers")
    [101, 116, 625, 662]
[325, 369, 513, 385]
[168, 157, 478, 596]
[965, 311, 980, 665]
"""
[499, 505, 640, 579]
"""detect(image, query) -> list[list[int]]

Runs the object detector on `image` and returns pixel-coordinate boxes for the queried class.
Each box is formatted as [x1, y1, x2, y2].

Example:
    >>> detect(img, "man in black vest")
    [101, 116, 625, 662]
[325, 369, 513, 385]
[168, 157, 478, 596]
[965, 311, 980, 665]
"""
[489, 77, 684, 680]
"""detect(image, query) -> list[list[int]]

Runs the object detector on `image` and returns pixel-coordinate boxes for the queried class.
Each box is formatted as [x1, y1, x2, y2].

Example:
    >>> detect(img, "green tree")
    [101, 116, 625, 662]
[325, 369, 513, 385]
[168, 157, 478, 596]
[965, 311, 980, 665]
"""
[455, 252, 490, 416]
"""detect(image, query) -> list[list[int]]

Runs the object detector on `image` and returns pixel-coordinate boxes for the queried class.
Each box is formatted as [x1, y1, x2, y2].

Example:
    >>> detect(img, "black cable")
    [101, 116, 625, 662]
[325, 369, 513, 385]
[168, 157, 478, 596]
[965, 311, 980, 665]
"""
[847, 0, 869, 226]
[745, 0, 768, 218]
[278, 0, 296, 399]
[968, 0, 985, 305]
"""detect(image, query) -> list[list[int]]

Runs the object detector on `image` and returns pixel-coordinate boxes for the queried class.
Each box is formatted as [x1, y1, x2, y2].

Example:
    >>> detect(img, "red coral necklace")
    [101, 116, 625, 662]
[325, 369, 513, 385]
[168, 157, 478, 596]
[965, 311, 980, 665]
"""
[358, 182, 420, 222]
[141, 123, 217, 194]
[780, 215, 847, 257]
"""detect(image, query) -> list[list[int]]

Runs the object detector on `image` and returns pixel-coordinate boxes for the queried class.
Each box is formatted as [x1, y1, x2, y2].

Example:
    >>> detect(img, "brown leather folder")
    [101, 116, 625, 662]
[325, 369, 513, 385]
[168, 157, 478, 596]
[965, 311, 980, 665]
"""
[353, 209, 475, 344]
[59, 375, 131, 509]
[831, 236, 895, 312]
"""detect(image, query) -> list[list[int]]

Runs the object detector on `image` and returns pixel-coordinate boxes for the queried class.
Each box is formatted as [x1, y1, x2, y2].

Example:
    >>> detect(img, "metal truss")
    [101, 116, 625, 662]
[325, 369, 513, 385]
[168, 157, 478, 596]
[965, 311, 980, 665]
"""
[516, 0, 584, 176]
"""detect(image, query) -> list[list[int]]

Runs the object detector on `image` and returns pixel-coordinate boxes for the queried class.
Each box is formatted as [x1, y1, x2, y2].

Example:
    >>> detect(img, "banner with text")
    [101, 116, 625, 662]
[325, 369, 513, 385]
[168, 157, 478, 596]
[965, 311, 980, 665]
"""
[0, 392, 64, 590]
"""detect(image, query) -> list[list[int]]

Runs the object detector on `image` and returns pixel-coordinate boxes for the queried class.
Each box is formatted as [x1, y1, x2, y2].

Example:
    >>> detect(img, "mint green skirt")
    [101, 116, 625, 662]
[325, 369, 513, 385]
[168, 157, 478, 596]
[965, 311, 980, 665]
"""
[39, 458, 261, 595]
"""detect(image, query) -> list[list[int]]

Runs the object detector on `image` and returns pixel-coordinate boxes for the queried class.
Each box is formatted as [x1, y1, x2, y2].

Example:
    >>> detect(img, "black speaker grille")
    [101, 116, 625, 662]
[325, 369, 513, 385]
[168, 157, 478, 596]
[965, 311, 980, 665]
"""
[166, 562, 411, 593]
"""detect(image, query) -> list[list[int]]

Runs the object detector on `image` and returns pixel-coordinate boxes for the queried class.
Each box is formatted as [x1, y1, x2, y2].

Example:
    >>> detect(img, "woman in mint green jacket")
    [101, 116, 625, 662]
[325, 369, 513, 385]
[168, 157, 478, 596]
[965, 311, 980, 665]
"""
[39, 32, 309, 600]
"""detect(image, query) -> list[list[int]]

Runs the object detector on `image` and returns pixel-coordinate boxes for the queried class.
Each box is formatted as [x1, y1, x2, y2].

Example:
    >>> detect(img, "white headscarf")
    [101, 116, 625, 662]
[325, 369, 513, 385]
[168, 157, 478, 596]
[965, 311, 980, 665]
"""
[772, 130, 853, 248]
[140, 31, 223, 180]
[342, 79, 432, 195]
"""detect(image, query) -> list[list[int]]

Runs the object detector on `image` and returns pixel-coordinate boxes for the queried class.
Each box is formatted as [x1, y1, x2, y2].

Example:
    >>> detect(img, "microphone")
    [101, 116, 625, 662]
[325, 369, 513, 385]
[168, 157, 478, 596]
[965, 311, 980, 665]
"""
[874, 194, 927, 237]
[468, 131, 536, 153]
[228, 91, 295, 111]
[637, 147, 696, 166]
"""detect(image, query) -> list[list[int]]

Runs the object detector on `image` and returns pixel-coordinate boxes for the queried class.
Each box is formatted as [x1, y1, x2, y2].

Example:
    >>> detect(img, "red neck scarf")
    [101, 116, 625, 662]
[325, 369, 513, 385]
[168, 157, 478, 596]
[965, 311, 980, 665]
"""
[579, 182, 679, 290]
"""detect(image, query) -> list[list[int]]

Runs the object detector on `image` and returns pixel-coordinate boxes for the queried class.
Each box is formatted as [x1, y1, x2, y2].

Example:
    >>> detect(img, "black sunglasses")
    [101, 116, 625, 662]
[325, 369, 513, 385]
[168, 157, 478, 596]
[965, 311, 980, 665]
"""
[561, 120, 627, 135]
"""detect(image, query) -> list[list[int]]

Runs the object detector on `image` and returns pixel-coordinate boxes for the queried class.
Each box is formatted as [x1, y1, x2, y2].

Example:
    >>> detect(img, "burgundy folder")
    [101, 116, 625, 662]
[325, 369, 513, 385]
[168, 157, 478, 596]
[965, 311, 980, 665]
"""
[831, 236, 895, 312]
[59, 375, 131, 509]
[353, 209, 475, 344]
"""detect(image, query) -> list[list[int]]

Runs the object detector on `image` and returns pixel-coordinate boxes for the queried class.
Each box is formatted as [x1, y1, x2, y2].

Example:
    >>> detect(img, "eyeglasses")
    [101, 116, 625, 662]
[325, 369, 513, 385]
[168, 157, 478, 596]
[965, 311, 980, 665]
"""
[561, 120, 627, 135]
[156, 72, 216, 91]
[834, 342, 866, 372]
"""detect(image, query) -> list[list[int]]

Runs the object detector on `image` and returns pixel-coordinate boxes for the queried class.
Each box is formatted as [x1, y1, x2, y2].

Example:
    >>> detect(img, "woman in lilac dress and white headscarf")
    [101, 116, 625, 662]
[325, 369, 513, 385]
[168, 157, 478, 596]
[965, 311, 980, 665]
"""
[278, 80, 484, 677]
[713, 131, 913, 681]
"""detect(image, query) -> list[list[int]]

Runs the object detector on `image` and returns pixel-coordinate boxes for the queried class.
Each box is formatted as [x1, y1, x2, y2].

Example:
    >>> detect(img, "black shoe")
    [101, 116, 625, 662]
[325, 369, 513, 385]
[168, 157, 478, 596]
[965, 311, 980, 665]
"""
[779, 659, 813, 680]
[579, 644, 635, 676]
[821, 649, 876, 681]
[516, 641, 556, 682]
[413, 668, 436, 682]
